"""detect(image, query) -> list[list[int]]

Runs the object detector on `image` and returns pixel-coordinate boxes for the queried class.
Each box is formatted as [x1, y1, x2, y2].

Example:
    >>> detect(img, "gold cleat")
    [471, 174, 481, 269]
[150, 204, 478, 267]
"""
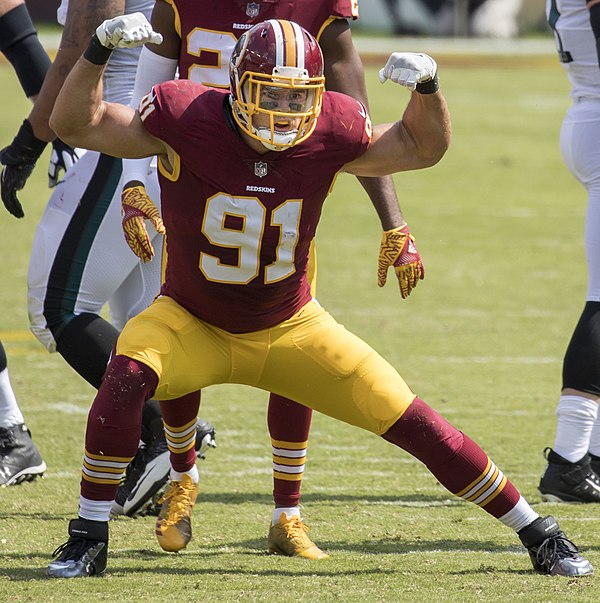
[155, 474, 198, 552]
[267, 512, 329, 559]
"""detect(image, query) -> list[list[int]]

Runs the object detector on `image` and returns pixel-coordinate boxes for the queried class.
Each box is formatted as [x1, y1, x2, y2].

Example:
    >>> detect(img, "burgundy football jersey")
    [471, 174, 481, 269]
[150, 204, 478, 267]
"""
[167, 0, 359, 87]
[140, 80, 370, 332]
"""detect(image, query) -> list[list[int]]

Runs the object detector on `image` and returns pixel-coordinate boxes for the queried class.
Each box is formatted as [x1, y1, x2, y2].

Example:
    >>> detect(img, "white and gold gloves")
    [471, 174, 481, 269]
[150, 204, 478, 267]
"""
[378, 52, 438, 92]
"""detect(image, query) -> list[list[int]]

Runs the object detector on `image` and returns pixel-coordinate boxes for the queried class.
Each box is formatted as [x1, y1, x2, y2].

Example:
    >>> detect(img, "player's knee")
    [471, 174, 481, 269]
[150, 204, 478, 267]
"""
[382, 396, 464, 467]
[102, 355, 159, 409]
[28, 299, 58, 352]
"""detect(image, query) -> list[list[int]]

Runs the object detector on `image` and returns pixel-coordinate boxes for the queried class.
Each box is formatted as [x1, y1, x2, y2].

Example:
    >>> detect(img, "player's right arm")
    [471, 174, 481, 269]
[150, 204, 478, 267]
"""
[50, 14, 167, 161]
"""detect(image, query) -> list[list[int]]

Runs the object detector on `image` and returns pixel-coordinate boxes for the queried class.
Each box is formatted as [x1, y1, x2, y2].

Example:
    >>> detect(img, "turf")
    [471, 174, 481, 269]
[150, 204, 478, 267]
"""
[1, 46, 598, 602]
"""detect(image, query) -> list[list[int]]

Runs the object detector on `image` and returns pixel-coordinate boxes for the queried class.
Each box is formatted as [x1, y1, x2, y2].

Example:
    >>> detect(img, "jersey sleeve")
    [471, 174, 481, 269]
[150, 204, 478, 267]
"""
[331, 0, 359, 20]
[320, 91, 372, 165]
[138, 79, 203, 148]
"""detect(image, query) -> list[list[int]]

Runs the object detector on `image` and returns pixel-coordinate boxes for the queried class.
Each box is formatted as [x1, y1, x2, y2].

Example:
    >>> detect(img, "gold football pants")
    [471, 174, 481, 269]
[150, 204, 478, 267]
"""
[116, 296, 415, 435]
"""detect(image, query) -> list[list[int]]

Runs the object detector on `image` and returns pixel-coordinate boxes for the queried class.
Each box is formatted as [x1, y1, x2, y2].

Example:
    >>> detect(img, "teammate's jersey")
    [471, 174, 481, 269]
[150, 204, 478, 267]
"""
[166, 0, 359, 88]
[57, 0, 154, 105]
[140, 80, 371, 332]
[547, 0, 600, 99]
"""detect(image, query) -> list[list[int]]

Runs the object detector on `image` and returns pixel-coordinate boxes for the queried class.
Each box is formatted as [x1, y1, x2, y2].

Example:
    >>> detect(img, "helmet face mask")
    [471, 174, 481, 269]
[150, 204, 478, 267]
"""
[229, 20, 325, 151]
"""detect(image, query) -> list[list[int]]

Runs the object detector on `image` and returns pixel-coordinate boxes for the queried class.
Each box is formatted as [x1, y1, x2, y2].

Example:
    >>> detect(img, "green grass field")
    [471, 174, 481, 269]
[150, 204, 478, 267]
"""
[1, 46, 599, 602]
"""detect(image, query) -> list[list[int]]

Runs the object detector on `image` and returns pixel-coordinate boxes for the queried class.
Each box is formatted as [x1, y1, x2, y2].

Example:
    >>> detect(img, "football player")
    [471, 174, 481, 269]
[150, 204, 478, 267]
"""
[119, 0, 424, 559]
[537, 0, 600, 503]
[46, 14, 592, 579]
[0, 0, 54, 486]
[3, 0, 216, 515]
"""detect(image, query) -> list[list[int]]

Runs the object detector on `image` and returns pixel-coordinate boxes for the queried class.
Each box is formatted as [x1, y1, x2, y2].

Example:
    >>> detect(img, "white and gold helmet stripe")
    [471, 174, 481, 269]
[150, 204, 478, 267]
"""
[267, 19, 306, 71]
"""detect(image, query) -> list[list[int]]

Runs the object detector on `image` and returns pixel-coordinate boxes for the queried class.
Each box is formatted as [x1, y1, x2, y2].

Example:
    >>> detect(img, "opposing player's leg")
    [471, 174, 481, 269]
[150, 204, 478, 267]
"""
[539, 106, 600, 502]
[27, 152, 138, 383]
[0, 341, 46, 486]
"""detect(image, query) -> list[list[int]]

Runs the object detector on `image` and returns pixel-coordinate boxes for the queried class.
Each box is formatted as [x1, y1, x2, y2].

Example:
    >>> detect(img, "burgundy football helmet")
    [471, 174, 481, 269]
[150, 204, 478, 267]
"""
[229, 19, 325, 151]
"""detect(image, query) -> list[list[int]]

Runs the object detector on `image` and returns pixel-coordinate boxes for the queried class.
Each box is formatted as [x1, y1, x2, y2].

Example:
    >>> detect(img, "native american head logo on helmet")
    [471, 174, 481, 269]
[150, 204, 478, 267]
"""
[229, 19, 325, 151]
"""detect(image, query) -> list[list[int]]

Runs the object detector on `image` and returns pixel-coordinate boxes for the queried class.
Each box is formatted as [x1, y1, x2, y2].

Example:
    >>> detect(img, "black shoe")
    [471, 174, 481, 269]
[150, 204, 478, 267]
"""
[518, 515, 593, 576]
[195, 418, 216, 459]
[0, 423, 46, 486]
[538, 448, 600, 503]
[112, 418, 216, 518]
[112, 437, 170, 518]
[47, 518, 108, 578]
[590, 453, 600, 477]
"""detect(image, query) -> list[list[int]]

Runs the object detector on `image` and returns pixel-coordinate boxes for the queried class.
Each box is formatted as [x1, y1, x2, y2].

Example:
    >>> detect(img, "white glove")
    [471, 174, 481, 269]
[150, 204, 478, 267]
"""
[378, 52, 437, 91]
[95, 12, 163, 50]
[48, 140, 80, 187]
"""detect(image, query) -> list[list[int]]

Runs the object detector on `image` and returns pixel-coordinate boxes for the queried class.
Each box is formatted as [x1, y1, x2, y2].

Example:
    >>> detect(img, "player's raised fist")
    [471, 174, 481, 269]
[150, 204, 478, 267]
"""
[96, 12, 163, 50]
[378, 52, 437, 91]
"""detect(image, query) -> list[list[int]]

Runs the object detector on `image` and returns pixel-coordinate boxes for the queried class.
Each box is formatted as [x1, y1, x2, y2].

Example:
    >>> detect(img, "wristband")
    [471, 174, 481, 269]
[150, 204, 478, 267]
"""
[416, 75, 439, 95]
[83, 34, 113, 65]
[14, 119, 47, 158]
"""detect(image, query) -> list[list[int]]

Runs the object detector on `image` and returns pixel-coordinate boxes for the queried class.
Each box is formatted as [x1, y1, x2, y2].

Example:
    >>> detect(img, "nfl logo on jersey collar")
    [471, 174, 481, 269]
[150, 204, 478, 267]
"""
[254, 161, 268, 178]
[246, 3, 260, 18]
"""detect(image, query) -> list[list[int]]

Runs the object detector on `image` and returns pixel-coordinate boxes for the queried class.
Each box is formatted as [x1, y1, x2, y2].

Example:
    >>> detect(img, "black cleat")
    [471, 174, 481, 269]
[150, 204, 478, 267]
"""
[195, 418, 216, 459]
[0, 423, 46, 486]
[538, 448, 600, 503]
[47, 518, 108, 578]
[112, 437, 170, 518]
[518, 515, 593, 576]
[112, 418, 216, 518]
[590, 453, 600, 478]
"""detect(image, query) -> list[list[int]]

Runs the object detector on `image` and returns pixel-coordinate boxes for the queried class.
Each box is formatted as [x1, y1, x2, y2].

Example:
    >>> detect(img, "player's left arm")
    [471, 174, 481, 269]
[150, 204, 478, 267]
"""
[321, 20, 425, 298]
[343, 54, 451, 178]
[320, 18, 404, 230]
[342, 52, 450, 299]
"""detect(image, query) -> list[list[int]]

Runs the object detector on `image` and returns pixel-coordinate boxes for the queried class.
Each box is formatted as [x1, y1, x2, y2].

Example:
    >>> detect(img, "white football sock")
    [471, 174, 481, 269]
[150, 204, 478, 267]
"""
[588, 412, 600, 457]
[498, 496, 539, 533]
[272, 506, 301, 525]
[553, 395, 599, 462]
[79, 496, 113, 522]
[170, 464, 199, 484]
[0, 367, 24, 428]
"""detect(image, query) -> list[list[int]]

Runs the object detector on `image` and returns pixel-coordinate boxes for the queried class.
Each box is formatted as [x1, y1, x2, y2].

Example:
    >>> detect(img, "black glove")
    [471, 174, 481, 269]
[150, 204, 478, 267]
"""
[48, 139, 79, 188]
[0, 119, 47, 218]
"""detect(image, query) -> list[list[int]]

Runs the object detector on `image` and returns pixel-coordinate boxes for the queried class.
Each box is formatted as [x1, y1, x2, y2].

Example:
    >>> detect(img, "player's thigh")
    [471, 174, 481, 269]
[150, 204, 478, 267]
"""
[29, 152, 150, 318]
[28, 152, 121, 348]
[560, 102, 600, 299]
[560, 101, 600, 185]
[116, 296, 231, 400]
[262, 301, 415, 435]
